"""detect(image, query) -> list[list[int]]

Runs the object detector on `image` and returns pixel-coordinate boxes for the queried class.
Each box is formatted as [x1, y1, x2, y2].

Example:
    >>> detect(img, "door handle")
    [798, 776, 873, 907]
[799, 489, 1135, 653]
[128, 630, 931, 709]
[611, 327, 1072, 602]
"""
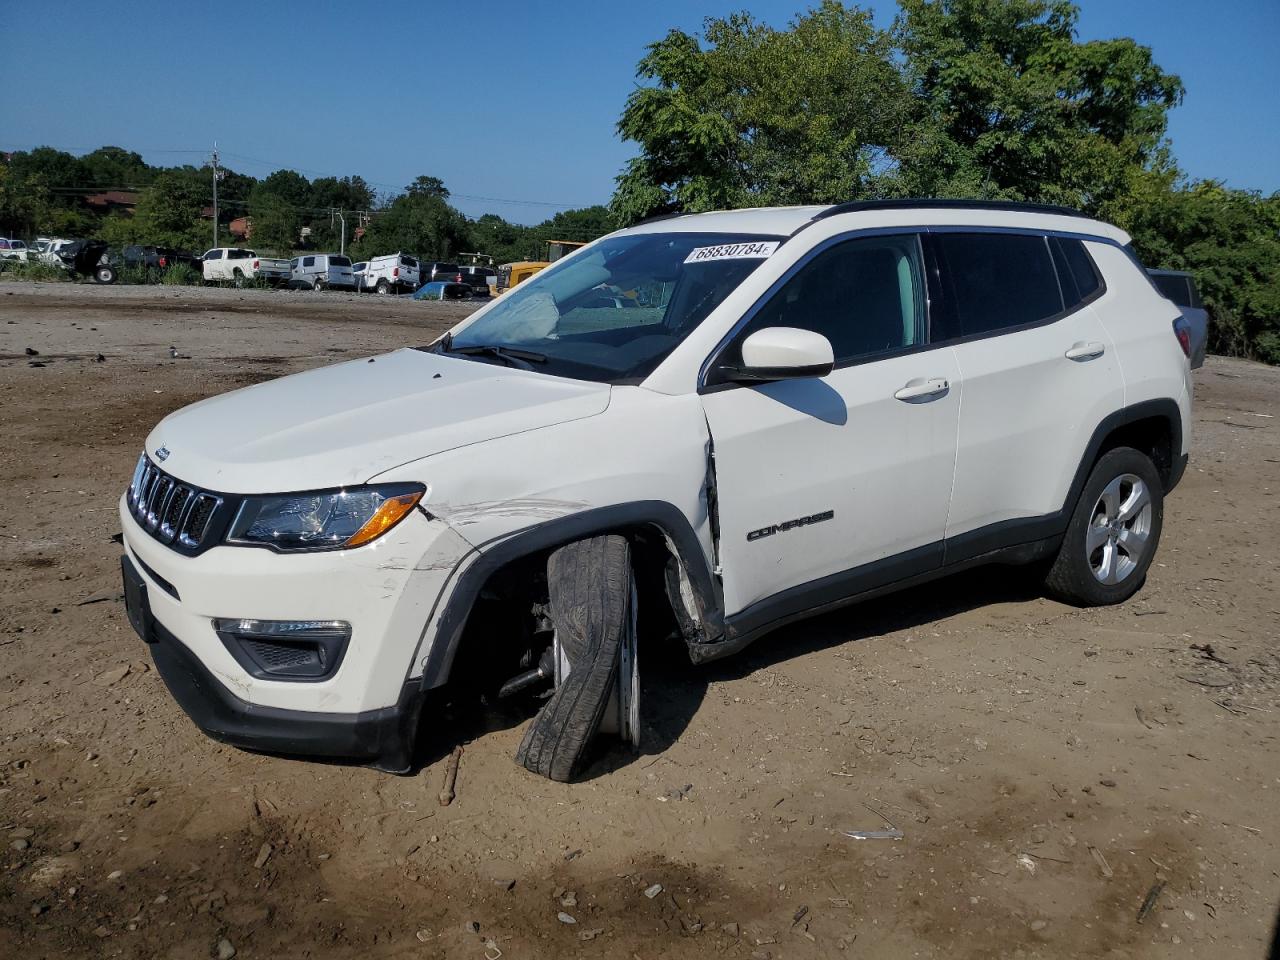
[894, 377, 950, 402]
[1065, 341, 1106, 361]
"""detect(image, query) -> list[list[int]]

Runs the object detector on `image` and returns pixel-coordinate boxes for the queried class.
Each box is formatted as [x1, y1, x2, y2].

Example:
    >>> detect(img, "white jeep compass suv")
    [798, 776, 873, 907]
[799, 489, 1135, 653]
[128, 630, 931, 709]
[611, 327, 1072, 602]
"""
[120, 200, 1192, 781]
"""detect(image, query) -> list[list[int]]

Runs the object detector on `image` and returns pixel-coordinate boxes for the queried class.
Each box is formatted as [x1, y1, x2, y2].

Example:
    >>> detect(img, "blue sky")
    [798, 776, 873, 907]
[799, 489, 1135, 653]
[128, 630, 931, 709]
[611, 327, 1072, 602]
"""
[1, 0, 1276, 223]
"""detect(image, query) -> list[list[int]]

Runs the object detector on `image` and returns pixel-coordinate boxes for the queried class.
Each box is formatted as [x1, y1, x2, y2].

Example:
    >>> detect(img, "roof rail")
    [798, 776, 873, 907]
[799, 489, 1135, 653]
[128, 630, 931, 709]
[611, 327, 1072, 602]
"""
[812, 198, 1088, 221]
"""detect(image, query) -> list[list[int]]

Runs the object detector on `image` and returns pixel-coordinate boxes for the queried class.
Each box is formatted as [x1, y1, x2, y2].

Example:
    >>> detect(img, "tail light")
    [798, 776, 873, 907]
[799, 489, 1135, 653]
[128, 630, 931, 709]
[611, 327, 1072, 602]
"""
[454, 273, 463, 283]
[1173, 319, 1191, 358]
[159, 256, 167, 268]
[253, 259, 260, 269]
[393, 267, 399, 278]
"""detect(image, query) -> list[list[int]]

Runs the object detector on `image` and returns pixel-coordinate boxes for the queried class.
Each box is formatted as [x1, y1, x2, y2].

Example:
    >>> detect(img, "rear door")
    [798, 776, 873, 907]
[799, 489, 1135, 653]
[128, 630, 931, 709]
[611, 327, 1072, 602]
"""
[931, 230, 1123, 558]
[702, 232, 960, 621]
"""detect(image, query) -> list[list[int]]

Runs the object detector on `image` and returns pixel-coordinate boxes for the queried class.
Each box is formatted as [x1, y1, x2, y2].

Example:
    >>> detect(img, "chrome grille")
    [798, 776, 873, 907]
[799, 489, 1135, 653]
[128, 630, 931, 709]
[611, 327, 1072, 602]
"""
[126, 454, 222, 550]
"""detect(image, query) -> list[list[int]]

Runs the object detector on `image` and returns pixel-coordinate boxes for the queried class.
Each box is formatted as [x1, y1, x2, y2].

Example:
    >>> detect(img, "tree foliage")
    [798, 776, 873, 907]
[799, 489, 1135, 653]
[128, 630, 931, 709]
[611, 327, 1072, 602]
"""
[613, 2, 909, 222]
[127, 171, 209, 249]
[612, 0, 1278, 363]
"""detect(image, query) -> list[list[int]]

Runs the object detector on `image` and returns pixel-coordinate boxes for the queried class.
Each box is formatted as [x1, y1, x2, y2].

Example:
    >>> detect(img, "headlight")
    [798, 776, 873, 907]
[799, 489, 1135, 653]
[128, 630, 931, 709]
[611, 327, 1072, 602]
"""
[226, 483, 424, 551]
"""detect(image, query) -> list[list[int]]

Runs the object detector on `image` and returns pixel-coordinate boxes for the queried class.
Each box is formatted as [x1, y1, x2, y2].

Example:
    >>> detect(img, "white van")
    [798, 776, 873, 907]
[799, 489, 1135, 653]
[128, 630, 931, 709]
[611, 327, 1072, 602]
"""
[361, 253, 419, 294]
[290, 253, 357, 291]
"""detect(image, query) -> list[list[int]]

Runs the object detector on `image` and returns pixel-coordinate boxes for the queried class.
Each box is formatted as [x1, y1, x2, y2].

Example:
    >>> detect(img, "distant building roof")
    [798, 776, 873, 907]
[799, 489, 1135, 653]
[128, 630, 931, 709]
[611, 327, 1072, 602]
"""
[84, 191, 139, 210]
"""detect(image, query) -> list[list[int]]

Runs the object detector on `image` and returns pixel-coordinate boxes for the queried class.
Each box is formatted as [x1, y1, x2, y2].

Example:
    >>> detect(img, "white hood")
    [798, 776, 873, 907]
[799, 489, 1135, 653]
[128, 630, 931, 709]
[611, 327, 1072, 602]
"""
[146, 349, 611, 492]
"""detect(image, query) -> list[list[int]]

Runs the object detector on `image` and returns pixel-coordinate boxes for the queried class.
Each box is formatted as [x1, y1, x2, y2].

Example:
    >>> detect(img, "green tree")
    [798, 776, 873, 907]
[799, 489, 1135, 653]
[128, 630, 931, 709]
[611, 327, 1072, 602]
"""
[79, 146, 152, 189]
[352, 178, 470, 260]
[306, 176, 375, 250]
[247, 193, 301, 255]
[891, 0, 1184, 206]
[1124, 182, 1280, 362]
[129, 171, 207, 249]
[0, 163, 51, 237]
[612, 2, 909, 224]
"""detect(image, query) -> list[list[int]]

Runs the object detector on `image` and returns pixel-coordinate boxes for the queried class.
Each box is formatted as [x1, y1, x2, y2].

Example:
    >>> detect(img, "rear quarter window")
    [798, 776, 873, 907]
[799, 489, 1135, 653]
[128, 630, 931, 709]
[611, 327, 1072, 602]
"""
[934, 233, 1064, 339]
[1151, 273, 1192, 307]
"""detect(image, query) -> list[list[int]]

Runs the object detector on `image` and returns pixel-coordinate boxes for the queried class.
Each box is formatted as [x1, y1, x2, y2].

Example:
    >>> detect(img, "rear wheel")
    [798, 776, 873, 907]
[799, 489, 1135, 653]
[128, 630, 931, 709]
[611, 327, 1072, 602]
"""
[93, 265, 117, 284]
[515, 535, 639, 781]
[313, 277, 324, 291]
[232, 268, 245, 288]
[1044, 446, 1164, 606]
[376, 279, 389, 295]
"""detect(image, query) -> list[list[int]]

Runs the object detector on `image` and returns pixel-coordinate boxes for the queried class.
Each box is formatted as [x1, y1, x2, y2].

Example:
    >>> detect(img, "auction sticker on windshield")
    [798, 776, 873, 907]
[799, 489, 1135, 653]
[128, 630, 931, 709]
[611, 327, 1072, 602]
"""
[684, 241, 779, 264]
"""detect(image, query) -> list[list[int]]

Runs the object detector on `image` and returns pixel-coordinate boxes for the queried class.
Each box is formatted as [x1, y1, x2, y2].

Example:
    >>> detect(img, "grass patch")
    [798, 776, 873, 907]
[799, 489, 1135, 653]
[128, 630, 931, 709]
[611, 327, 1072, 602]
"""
[0, 259, 71, 282]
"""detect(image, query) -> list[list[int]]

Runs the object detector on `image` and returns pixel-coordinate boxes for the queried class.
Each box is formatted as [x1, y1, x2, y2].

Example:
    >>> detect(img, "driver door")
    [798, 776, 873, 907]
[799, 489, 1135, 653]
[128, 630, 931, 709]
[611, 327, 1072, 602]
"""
[700, 232, 961, 622]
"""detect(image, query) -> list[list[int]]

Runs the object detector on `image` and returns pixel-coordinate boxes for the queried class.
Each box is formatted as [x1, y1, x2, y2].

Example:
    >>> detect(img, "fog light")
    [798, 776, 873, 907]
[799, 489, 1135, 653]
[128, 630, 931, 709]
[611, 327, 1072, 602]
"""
[213, 618, 351, 681]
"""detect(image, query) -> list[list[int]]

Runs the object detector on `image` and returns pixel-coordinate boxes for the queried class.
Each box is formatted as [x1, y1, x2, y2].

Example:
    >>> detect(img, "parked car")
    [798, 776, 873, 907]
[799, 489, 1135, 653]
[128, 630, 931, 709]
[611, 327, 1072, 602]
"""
[290, 253, 357, 291]
[47, 239, 116, 283]
[412, 280, 471, 301]
[123, 245, 202, 272]
[1148, 269, 1208, 369]
[459, 265, 497, 297]
[361, 253, 419, 294]
[32, 237, 76, 267]
[0, 238, 29, 261]
[419, 261, 463, 285]
[119, 199, 1191, 783]
[201, 248, 291, 285]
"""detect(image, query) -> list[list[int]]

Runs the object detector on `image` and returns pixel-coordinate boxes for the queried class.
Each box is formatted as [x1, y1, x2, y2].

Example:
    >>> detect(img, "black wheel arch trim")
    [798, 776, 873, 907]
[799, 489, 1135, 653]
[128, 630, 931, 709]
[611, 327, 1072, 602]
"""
[417, 501, 723, 690]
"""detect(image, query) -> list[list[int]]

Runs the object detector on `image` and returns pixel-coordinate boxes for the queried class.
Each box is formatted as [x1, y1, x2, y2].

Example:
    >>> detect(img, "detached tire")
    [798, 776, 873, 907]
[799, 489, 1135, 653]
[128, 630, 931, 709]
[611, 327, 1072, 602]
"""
[516, 535, 632, 782]
[1044, 446, 1164, 607]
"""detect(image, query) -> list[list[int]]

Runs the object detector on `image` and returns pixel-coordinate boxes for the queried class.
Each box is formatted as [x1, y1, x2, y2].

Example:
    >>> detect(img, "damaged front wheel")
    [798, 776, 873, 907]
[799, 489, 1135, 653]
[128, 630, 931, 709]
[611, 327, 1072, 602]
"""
[515, 535, 639, 781]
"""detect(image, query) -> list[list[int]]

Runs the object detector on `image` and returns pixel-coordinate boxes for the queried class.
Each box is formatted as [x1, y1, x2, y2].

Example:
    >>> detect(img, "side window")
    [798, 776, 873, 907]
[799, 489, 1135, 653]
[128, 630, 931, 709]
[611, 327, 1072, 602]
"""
[1050, 237, 1102, 308]
[1150, 273, 1191, 307]
[1186, 277, 1202, 309]
[303, 256, 315, 267]
[934, 233, 1063, 338]
[735, 234, 926, 364]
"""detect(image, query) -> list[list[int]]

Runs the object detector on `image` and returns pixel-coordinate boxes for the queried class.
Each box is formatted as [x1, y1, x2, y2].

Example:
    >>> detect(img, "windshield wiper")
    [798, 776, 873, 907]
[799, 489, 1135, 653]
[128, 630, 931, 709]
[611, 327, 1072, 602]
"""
[442, 341, 548, 370]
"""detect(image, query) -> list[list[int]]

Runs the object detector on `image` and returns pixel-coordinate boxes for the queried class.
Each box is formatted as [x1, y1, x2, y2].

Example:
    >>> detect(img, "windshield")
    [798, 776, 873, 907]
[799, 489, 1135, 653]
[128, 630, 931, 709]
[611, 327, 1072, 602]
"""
[442, 232, 782, 383]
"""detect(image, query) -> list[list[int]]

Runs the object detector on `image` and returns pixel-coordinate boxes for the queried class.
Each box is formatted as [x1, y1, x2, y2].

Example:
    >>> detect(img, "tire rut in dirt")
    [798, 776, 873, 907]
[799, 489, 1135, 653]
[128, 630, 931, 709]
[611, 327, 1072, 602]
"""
[515, 535, 632, 782]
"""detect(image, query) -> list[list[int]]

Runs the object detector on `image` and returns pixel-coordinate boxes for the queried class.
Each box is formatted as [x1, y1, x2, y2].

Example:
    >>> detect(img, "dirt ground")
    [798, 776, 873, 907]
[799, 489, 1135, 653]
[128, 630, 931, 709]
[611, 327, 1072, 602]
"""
[0, 280, 1277, 960]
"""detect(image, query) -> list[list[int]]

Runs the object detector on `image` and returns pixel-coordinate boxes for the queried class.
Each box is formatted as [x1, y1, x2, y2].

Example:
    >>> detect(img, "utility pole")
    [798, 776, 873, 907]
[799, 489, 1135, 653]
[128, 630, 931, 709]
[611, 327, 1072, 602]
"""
[332, 208, 347, 256]
[211, 143, 220, 248]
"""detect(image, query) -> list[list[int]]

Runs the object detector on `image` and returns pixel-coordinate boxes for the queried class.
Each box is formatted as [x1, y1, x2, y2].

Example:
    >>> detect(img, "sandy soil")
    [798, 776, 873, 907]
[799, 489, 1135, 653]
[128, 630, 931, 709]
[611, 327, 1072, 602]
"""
[0, 281, 1277, 960]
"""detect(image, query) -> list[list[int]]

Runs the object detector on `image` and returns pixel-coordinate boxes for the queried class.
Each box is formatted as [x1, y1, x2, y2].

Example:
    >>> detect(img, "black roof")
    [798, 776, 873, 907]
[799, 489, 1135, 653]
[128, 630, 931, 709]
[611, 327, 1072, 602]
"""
[813, 198, 1087, 221]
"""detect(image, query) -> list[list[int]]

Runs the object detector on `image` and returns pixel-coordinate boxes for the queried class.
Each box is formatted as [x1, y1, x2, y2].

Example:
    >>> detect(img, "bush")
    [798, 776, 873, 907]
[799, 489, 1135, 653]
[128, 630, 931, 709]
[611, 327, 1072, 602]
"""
[160, 263, 201, 286]
[0, 259, 71, 282]
[114, 263, 152, 285]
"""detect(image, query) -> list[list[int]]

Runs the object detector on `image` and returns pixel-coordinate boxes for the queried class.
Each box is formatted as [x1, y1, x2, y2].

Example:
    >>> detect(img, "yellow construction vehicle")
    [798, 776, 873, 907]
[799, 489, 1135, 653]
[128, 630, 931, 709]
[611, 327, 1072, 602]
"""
[496, 240, 586, 295]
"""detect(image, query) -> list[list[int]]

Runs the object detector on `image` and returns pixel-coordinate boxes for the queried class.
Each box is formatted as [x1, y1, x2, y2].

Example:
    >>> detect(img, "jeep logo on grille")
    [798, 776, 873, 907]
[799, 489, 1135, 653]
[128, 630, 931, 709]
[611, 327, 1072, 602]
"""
[155, 446, 171, 462]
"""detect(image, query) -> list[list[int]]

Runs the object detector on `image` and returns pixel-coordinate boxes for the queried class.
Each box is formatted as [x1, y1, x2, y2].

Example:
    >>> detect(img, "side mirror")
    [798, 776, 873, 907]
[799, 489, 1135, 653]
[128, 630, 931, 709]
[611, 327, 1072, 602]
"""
[716, 327, 835, 384]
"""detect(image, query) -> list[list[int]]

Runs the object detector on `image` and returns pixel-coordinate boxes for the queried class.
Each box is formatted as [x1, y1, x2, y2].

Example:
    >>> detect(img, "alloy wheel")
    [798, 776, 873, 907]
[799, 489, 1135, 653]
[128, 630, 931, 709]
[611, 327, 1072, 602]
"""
[1087, 473, 1152, 584]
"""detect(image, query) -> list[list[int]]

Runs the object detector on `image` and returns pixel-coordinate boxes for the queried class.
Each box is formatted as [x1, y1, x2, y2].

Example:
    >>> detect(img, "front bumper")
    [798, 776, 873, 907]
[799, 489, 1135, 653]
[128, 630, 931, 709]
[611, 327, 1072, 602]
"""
[126, 555, 424, 771]
[118, 492, 476, 767]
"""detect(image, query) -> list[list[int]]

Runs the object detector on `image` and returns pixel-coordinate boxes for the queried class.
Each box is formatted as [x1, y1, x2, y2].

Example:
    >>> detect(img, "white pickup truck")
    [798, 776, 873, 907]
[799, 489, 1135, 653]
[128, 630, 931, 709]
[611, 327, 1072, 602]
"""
[201, 247, 292, 285]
